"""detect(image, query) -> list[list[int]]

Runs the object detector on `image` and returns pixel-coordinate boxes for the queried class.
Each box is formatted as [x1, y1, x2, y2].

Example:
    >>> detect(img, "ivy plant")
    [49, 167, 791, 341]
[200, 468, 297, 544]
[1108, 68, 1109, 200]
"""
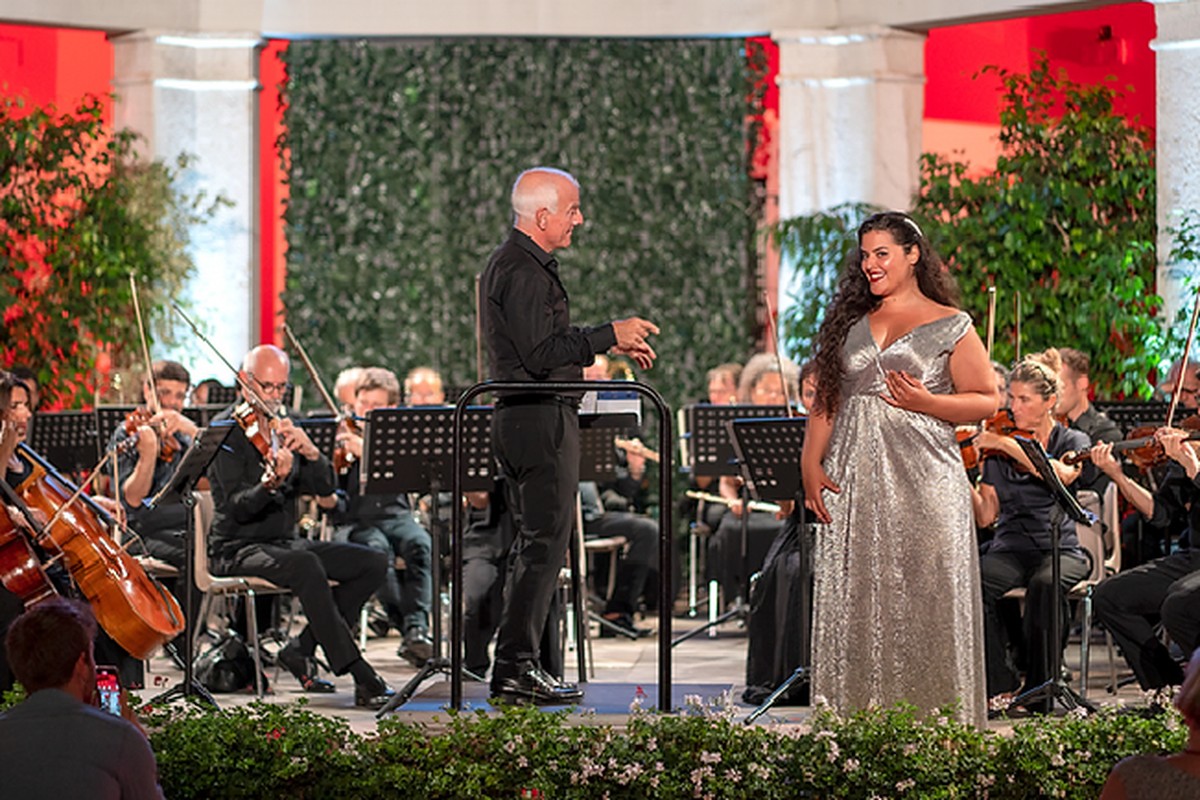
[279, 38, 757, 416]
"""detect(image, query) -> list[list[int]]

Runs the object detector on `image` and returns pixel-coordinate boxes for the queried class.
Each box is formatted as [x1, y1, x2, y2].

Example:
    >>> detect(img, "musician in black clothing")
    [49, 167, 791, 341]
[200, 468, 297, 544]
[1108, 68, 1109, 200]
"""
[1092, 430, 1200, 691]
[1056, 348, 1122, 496]
[328, 366, 434, 667]
[208, 345, 392, 708]
[108, 361, 203, 627]
[481, 166, 658, 704]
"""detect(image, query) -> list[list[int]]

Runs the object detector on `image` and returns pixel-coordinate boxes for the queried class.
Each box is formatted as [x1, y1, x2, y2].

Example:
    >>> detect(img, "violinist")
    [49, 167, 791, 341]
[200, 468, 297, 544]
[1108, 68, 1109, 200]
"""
[1121, 358, 1200, 568]
[1091, 428, 1200, 694]
[1055, 347, 1121, 495]
[971, 350, 1092, 711]
[334, 366, 365, 412]
[110, 361, 198, 563]
[325, 367, 434, 668]
[208, 345, 393, 708]
[107, 360, 200, 660]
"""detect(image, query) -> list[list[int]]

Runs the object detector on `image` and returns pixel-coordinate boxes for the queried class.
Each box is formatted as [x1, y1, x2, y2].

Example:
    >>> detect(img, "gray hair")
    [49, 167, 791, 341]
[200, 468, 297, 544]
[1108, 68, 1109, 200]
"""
[738, 352, 800, 404]
[511, 167, 578, 221]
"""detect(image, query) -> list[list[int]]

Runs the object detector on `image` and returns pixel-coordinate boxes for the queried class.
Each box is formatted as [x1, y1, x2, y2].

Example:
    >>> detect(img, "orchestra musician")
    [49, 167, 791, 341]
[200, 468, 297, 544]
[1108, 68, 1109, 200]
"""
[108, 360, 202, 634]
[971, 350, 1091, 712]
[1091, 429, 1200, 694]
[1055, 347, 1121, 496]
[208, 345, 393, 708]
[327, 366, 435, 667]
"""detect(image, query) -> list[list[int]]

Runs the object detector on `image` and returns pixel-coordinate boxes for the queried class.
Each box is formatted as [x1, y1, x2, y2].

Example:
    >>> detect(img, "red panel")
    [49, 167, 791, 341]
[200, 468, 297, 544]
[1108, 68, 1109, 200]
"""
[0, 24, 111, 119]
[925, 2, 1155, 129]
[259, 39, 290, 346]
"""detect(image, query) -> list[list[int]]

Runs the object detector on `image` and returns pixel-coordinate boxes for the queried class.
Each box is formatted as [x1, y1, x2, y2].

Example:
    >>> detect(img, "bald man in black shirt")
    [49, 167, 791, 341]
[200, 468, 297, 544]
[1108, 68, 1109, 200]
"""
[481, 167, 658, 704]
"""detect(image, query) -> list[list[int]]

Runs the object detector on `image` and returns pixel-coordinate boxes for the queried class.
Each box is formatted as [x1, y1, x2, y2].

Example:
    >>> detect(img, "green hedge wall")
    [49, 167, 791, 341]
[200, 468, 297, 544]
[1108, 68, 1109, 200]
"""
[280, 38, 756, 413]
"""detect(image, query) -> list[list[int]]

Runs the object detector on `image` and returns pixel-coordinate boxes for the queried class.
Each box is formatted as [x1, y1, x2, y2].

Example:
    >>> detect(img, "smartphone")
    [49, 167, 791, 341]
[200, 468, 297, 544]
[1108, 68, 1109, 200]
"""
[95, 665, 122, 716]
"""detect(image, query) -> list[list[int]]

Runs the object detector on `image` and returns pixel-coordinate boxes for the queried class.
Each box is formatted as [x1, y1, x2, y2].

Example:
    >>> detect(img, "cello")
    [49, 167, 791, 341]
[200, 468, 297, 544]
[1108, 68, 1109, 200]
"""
[14, 443, 185, 659]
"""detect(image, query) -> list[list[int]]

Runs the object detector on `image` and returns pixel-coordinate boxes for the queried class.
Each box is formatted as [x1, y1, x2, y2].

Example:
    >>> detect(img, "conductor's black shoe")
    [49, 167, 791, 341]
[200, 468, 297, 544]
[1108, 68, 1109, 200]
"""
[354, 681, 396, 710]
[398, 629, 435, 668]
[278, 641, 335, 694]
[598, 613, 654, 639]
[490, 663, 583, 705]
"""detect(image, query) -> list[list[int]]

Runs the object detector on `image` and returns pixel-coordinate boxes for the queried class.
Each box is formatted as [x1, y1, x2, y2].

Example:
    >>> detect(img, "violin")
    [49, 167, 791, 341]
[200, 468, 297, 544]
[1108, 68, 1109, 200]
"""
[958, 409, 1036, 470]
[122, 407, 181, 462]
[334, 415, 362, 475]
[14, 443, 185, 658]
[232, 400, 284, 485]
[1062, 415, 1200, 471]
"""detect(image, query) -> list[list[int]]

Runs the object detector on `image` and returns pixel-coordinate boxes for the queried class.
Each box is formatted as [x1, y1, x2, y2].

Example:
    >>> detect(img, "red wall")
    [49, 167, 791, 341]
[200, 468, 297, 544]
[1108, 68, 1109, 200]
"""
[0, 24, 112, 121]
[925, 2, 1155, 129]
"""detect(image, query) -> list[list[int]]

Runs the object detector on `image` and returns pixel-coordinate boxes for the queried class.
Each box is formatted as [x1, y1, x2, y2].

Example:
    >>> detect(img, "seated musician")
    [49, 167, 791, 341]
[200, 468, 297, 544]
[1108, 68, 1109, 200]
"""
[1121, 358, 1200, 568]
[970, 350, 1091, 710]
[108, 361, 202, 623]
[578, 357, 657, 638]
[1091, 429, 1200, 694]
[1055, 347, 1122, 496]
[208, 345, 393, 708]
[327, 366, 435, 668]
[705, 363, 742, 407]
[707, 352, 799, 607]
[334, 366, 365, 413]
[1, 370, 32, 693]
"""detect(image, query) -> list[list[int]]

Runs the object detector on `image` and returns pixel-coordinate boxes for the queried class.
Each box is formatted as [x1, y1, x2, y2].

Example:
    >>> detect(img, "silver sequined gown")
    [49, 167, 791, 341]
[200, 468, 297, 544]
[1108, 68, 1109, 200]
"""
[812, 311, 986, 727]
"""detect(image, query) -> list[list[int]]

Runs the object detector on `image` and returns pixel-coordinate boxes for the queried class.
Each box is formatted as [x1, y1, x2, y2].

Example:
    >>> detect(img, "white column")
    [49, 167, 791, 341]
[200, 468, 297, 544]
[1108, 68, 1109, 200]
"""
[772, 27, 926, 339]
[110, 31, 262, 381]
[774, 26, 926, 220]
[1152, 0, 1200, 331]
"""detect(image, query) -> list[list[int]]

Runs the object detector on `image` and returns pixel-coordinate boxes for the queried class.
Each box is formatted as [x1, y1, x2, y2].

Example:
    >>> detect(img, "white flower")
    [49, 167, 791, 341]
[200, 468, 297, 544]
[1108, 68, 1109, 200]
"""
[895, 779, 915, 792]
[843, 758, 860, 773]
[699, 751, 722, 765]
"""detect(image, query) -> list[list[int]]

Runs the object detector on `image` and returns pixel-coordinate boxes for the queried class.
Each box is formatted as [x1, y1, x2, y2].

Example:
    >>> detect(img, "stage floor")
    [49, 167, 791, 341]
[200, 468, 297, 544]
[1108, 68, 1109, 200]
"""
[141, 605, 1160, 733]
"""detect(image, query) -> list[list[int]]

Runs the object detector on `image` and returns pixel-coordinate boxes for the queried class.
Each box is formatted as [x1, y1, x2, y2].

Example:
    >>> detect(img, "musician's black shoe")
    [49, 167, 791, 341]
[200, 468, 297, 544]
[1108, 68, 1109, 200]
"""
[490, 662, 583, 705]
[398, 628, 434, 668]
[354, 678, 396, 710]
[598, 613, 654, 639]
[278, 641, 335, 694]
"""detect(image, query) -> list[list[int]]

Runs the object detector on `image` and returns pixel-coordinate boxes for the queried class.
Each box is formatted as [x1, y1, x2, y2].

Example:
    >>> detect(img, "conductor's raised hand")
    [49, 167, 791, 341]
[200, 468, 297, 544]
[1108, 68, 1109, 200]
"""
[801, 462, 840, 525]
[612, 317, 660, 369]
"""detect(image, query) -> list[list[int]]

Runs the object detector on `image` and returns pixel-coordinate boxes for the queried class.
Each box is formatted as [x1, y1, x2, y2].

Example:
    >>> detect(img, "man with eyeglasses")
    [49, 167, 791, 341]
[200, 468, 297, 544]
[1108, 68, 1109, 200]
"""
[208, 345, 394, 708]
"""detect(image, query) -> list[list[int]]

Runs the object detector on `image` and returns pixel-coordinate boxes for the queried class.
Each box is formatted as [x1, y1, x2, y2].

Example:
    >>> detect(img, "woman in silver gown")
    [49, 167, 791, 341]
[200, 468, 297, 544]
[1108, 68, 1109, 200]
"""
[800, 212, 999, 726]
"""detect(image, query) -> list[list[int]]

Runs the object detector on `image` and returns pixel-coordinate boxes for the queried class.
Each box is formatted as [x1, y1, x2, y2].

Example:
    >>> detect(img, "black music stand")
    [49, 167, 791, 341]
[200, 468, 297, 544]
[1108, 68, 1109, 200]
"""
[722, 417, 810, 723]
[296, 417, 339, 463]
[578, 413, 643, 646]
[1005, 435, 1098, 716]
[27, 411, 99, 477]
[147, 424, 233, 709]
[367, 406, 494, 716]
[674, 404, 789, 648]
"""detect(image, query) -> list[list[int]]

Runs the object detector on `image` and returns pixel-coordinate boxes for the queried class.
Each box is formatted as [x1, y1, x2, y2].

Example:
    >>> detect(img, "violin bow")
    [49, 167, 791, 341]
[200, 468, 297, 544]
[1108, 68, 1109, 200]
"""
[282, 323, 341, 418]
[1166, 288, 1200, 428]
[1014, 290, 1022, 363]
[986, 284, 997, 362]
[171, 302, 276, 418]
[762, 289, 796, 418]
[129, 274, 161, 415]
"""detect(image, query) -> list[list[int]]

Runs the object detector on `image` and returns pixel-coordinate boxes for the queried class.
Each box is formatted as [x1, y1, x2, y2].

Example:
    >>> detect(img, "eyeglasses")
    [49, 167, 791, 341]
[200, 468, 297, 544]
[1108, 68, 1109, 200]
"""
[250, 374, 292, 394]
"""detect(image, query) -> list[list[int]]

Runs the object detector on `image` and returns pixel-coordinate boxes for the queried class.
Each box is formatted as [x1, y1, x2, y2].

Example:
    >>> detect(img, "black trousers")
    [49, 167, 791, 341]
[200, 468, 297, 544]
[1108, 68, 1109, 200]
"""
[491, 402, 578, 679]
[1093, 549, 1200, 689]
[979, 547, 1090, 696]
[215, 538, 387, 675]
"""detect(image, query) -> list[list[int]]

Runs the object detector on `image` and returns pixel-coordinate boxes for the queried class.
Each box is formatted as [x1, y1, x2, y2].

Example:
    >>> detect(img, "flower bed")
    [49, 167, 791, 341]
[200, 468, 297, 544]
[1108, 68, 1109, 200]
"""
[143, 696, 1184, 799]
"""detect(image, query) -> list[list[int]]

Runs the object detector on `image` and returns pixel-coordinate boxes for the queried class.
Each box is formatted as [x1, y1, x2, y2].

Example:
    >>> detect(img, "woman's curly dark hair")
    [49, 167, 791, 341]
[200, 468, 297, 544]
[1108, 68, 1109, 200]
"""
[811, 211, 962, 416]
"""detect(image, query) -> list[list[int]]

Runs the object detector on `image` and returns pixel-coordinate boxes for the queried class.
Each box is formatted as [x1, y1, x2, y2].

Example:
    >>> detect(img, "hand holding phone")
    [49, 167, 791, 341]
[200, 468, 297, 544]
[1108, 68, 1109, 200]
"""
[95, 666, 122, 717]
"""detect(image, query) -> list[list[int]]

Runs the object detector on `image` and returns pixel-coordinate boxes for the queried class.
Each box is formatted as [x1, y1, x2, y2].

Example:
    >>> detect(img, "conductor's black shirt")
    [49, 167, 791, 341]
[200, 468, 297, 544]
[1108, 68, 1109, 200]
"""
[481, 229, 616, 397]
